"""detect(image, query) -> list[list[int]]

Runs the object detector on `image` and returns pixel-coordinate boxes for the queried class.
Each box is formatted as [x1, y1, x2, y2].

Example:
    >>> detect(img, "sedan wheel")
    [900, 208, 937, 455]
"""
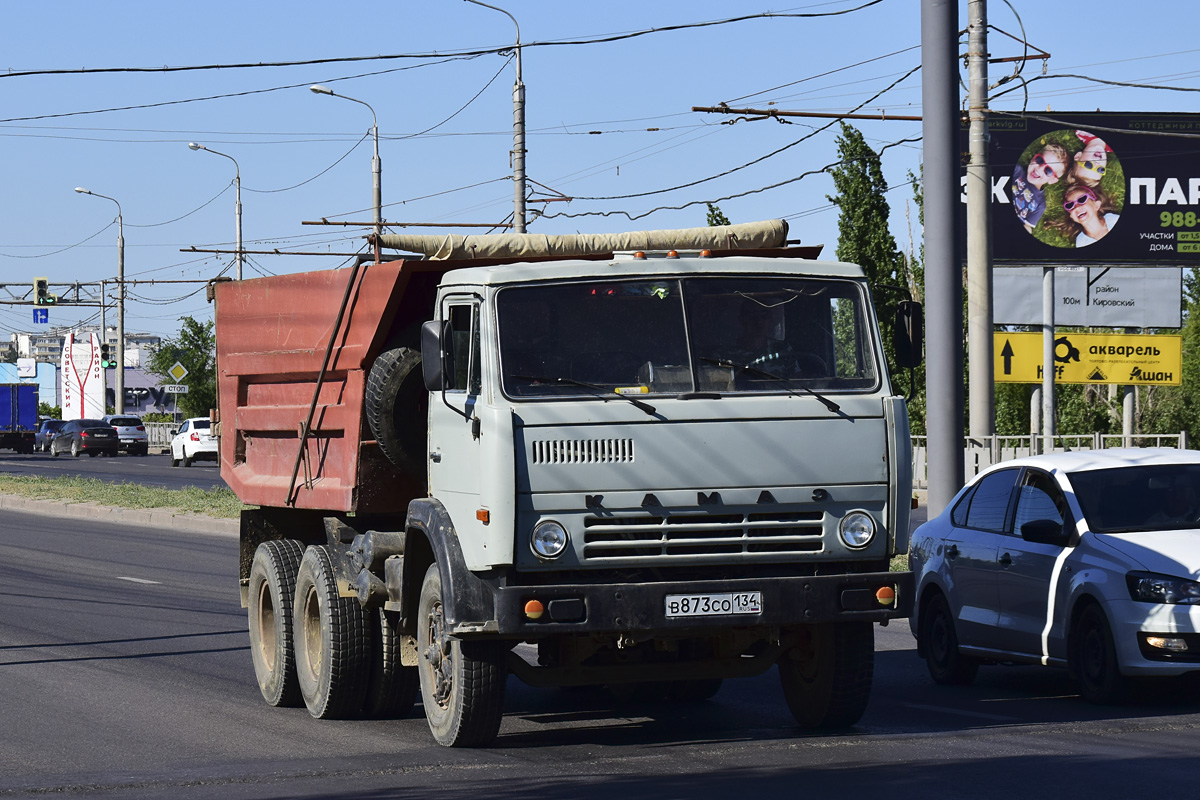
[921, 593, 979, 685]
[71, 440, 81, 458]
[1073, 604, 1126, 704]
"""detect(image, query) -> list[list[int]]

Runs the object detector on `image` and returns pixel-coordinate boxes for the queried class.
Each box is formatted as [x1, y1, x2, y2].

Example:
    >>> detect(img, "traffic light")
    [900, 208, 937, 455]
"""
[100, 343, 115, 369]
[33, 277, 56, 306]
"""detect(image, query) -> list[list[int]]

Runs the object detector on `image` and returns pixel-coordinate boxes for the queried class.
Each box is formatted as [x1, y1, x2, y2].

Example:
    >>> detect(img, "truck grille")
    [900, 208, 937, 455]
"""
[582, 510, 824, 561]
[531, 438, 635, 465]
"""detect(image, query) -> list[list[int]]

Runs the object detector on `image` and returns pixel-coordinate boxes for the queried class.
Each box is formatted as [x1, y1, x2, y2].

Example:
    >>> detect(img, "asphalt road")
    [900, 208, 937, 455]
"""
[0, 449, 226, 491]
[3, 510, 1200, 799]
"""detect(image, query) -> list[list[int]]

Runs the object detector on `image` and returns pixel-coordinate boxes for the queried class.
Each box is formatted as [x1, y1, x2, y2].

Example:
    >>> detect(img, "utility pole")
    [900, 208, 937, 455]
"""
[922, 0, 966, 515]
[967, 0, 994, 440]
[465, 0, 526, 232]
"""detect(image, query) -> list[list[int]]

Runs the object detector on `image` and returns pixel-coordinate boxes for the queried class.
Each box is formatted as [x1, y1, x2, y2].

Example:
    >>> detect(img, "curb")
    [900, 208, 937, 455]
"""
[0, 493, 238, 537]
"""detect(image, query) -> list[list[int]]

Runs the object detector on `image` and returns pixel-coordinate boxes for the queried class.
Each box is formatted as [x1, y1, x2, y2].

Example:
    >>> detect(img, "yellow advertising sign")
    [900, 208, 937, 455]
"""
[994, 332, 1181, 385]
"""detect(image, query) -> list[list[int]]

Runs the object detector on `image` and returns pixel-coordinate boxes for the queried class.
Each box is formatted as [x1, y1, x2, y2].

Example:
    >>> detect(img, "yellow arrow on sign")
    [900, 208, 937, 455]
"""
[994, 332, 1181, 385]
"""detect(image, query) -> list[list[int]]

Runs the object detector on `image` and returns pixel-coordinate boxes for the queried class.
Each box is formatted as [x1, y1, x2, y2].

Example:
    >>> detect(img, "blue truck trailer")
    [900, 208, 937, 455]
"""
[0, 384, 39, 454]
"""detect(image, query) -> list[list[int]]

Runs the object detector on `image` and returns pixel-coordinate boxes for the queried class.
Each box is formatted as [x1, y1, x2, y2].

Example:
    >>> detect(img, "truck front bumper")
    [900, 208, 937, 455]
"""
[466, 570, 914, 637]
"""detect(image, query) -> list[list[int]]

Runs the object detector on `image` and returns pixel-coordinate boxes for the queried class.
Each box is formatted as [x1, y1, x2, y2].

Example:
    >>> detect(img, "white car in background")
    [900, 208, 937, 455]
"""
[170, 417, 218, 467]
[910, 448, 1200, 704]
[102, 414, 149, 456]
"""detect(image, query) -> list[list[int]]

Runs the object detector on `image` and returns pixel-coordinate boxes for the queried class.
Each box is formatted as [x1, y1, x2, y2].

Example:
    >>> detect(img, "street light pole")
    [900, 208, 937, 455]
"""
[189, 143, 243, 280]
[310, 85, 382, 238]
[75, 187, 125, 414]
[464, 0, 526, 233]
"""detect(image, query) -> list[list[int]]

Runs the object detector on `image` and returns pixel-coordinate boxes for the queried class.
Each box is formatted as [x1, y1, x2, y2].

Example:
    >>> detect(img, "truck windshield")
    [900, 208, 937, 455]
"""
[497, 276, 878, 398]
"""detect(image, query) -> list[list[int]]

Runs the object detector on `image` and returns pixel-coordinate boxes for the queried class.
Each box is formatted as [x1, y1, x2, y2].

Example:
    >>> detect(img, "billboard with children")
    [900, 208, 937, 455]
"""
[963, 112, 1200, 263]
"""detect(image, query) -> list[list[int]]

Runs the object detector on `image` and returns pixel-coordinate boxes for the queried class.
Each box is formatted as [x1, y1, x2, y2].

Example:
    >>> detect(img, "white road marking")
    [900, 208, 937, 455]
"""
[116, 576, 161, 585]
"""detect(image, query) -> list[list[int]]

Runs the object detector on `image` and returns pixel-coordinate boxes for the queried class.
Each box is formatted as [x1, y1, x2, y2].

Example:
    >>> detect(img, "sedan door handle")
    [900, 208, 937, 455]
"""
[945, 544, 959, 559]
[999, 552, 1012, 567]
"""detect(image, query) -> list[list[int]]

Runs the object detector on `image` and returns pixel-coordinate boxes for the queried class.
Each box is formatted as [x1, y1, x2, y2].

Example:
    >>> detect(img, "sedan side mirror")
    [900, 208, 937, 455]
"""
[1021, 518, 1069, 546]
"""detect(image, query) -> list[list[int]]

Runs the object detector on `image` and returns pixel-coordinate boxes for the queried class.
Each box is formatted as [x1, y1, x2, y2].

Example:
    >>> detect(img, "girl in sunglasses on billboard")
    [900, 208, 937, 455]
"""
[1047, 184, 1121, 247]
[1010, 142, 1070, 230]
[1070, 130, 1111, 187]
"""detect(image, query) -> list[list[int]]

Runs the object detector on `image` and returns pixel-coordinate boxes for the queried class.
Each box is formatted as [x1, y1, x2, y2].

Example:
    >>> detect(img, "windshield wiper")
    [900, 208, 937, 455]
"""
[700, 357, 842, 414]
[512, 374, 657, 416]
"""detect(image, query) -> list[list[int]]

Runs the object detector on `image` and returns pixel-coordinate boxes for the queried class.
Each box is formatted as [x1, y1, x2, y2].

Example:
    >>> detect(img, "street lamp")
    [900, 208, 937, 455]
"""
[188, 142, 243, 281]
[310, 84, 382, 237]
[74, 187, 125, 414]
[464, 0, 526, 233]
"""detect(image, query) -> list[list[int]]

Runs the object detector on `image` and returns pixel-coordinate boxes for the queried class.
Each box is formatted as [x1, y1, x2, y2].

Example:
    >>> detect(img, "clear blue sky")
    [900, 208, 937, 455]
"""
[2, 0, 1197, 341]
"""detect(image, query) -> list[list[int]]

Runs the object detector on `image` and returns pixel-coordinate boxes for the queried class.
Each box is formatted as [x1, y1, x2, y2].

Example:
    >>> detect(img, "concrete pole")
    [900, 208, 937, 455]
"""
[967, 0, 994, 438]
[1042, 266, 1055, 453]
[1031, 386, 1042, 454]
[465, 0, 526, 232]
[922, 0, 966, 514]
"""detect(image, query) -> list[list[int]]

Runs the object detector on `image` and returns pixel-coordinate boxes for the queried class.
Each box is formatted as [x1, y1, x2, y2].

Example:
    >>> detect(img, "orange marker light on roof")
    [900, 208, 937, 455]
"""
[699, 249, 712, 258]
[524, 599, 545, 620]
[633, 251, 646, 259]
[666, 250, 679, 258]
[876, 586, 896, 606]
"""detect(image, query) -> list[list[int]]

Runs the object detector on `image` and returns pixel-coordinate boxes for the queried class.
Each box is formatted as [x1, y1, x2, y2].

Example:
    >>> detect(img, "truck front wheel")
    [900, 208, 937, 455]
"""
[778, 621, 874, 729]
[417, 564, 507, 747]
[247, 540, 306, 707]
[293, 545, 371, 719]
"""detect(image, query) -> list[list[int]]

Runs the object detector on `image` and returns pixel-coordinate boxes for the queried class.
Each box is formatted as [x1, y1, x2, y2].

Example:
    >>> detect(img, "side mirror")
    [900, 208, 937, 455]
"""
[1021, 518, 1068, 546]
[894, 300, 924, 369]
[170, 429, 179, 437]
[420, 319, 454, 392]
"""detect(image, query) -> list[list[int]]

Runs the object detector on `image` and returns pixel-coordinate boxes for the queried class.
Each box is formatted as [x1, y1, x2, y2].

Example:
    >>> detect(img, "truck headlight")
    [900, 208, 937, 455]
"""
[1127, 571, 1200, 605]
[839, 511, 876, 550]
[531, 520, 569, 559]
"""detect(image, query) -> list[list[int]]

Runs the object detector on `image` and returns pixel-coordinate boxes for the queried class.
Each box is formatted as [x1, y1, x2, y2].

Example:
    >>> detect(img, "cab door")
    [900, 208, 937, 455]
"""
[427, 297, 483, 523]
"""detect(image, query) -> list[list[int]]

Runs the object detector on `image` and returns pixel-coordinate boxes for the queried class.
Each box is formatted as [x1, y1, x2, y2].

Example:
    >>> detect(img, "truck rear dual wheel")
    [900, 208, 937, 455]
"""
[417, 564, 507, 747]
[778, 621, 874, 729]
[364, 346, 428, 479]
[362, 608, 419, 719]
[294, 545, 372, 719]
[247, 540, 306, 707]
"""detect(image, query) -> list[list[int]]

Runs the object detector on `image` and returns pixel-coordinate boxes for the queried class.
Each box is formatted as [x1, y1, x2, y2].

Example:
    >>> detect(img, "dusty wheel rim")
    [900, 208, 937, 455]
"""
[424, 599, 453, 708]
[255, 580, 278, 673]
[299, 585, 323, 684]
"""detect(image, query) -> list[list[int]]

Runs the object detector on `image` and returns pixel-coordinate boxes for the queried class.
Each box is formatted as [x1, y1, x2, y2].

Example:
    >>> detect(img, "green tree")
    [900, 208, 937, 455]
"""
[706, 203, 731, 227]
[828, 123, 917, 406]
[145, 316, 216, 418]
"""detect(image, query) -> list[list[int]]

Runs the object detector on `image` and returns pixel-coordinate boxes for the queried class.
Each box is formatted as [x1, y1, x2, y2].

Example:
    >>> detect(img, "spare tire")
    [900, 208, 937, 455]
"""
[364, 346, 428, 479]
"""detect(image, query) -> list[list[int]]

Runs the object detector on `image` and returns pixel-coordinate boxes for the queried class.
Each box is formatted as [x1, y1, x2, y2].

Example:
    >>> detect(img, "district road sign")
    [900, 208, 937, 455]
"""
[994, 332, 1181, 385]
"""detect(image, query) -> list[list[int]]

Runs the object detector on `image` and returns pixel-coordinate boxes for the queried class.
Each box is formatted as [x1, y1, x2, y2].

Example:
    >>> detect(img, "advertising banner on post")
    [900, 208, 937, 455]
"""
[60, 332, 106, 419]
[963, 112, 1200, 264]
[993, 332, 1182, 385]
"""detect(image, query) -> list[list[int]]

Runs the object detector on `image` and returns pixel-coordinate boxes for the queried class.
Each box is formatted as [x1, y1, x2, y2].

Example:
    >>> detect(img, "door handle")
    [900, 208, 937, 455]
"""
[945, 544, 959, 559]
[999, 552, 1012, 567]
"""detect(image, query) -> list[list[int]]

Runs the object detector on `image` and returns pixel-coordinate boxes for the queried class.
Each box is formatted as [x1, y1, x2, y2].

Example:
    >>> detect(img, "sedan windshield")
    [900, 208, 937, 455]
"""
[1070, 463, 1200, 532]
[497, 276, 878, 398]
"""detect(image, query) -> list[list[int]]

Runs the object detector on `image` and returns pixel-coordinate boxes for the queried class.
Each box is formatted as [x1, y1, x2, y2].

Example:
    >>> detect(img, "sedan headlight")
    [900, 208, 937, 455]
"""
[839, 511, 876, 550]
[531, 520, 569, 560]
[1126, 571, 1200, 605]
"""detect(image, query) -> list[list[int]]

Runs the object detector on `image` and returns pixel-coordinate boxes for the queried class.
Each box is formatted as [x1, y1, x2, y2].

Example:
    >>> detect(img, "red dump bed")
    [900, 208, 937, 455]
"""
[213, 260, 443, 513]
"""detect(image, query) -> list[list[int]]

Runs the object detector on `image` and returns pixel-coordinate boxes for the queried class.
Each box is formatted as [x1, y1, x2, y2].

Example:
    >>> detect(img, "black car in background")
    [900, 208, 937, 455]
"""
[34, 419, 66, 452]
[50, 419, 119, 458]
